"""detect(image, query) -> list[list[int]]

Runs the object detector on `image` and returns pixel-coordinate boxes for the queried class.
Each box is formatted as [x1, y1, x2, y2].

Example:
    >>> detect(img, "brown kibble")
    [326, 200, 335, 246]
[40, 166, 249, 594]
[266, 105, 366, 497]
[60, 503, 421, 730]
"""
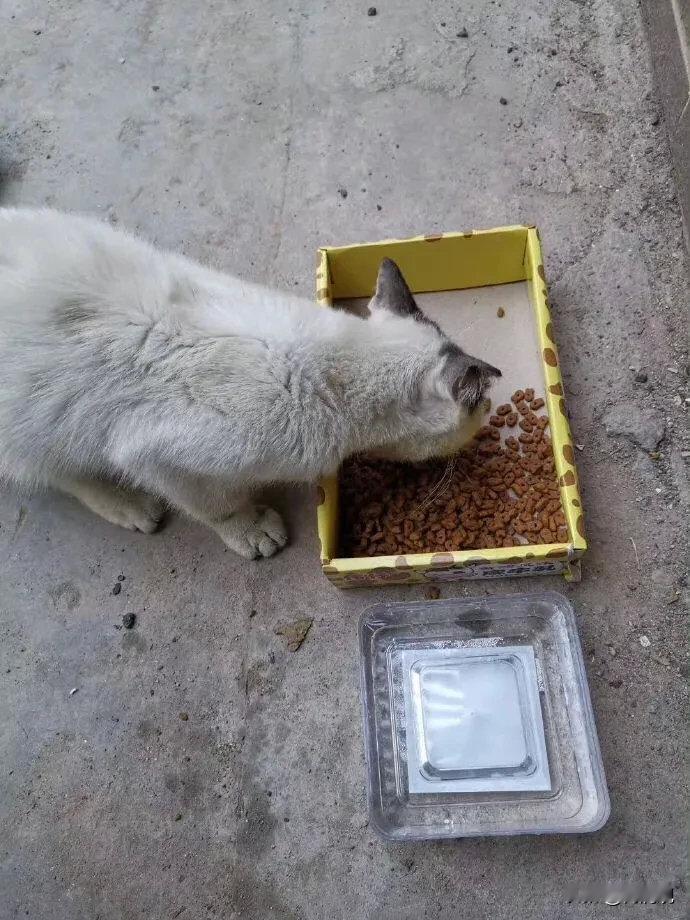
[511, 389, 525, 404]
[497, 307, 505, 318]
[339, 385, 570, 559]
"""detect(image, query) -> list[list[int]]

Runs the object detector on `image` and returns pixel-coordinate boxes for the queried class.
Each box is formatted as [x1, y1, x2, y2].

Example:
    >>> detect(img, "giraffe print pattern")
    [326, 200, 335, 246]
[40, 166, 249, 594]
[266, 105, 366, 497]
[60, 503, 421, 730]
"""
[526, 227, 586, 557]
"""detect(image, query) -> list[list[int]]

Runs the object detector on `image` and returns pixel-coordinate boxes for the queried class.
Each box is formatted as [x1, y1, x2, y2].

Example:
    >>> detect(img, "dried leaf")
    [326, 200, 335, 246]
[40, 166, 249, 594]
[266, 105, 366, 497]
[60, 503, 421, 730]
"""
[275, 618, 313, 652]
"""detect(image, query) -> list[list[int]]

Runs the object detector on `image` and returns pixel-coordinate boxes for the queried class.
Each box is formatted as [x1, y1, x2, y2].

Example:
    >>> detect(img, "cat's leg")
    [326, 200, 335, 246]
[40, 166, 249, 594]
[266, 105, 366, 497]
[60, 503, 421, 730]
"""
[143, 471, 287, 559]
[53, 477, 165, 533]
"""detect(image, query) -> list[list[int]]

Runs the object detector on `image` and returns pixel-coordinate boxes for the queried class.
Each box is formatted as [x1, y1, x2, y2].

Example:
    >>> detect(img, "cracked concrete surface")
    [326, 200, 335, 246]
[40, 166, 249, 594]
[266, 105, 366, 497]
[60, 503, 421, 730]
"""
[0, 1, 688, 918]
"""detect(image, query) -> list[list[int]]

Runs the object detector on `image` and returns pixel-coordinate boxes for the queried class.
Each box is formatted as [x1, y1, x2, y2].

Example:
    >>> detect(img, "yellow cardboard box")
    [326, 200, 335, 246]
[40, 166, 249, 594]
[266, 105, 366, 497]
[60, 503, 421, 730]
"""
[315, 226, 586, 587]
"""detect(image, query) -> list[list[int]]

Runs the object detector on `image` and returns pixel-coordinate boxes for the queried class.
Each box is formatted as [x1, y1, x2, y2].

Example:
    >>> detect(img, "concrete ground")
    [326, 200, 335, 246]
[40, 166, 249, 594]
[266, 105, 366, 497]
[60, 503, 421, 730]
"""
[1, 1, 688, 918]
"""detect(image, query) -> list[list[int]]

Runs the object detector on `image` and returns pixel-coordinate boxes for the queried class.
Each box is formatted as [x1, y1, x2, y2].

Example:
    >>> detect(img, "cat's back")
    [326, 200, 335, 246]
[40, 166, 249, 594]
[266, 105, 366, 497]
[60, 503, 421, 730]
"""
[0, 208, 185, 329]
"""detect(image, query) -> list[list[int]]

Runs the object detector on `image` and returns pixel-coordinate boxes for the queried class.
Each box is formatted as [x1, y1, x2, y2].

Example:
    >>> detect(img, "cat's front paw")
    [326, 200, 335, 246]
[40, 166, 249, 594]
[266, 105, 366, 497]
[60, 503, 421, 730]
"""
[216, 506, 288, 560]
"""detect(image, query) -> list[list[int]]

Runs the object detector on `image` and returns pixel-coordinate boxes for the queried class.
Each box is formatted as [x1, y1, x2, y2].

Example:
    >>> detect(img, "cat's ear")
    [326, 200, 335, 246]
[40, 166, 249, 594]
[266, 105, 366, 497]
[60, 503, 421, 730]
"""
[367, 258, 422, 319]
[441, 345, 501, 410]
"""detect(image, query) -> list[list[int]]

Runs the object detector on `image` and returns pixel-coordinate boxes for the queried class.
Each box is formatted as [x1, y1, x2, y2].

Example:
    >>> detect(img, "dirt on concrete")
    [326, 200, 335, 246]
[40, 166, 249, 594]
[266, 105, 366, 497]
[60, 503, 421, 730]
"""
[0, 2, 687, 919]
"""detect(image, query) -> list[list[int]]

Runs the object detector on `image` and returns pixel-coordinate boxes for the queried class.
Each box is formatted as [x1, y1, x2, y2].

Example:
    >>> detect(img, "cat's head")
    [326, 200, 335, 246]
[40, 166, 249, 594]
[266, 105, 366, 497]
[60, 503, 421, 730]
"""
[364, 258, 500, 462]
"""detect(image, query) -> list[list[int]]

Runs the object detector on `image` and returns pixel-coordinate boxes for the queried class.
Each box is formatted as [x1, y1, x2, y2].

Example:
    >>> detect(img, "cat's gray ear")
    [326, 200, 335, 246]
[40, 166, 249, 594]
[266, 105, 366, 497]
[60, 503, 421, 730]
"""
[368, 258, 421, 319]
[441, 344, 501, 410]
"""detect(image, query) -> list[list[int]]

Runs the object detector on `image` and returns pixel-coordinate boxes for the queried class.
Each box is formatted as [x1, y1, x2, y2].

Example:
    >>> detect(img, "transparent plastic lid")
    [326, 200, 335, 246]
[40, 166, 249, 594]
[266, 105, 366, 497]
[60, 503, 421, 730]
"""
[359, 592, 610, 840]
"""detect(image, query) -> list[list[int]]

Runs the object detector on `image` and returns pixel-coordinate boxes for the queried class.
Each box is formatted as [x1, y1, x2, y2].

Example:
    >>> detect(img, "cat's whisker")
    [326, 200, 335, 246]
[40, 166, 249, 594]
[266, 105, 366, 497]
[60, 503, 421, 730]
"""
[404, 457, 455, 523]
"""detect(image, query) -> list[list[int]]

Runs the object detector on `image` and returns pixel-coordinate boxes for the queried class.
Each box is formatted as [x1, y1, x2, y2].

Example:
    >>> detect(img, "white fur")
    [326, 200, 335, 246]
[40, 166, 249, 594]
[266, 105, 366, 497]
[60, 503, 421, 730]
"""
[0, 208, 494, 558]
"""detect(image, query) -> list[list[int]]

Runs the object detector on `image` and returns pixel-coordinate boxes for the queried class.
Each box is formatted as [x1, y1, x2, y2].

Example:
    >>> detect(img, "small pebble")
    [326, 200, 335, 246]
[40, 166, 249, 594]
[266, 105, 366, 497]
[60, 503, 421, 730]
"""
[122, 613, 136, 629]
[499, 97, 508, 105]
[338, 187, 348, 198]
[457, 27, 468, 38]
[497, 307, 505, 318]
[639, 635, 651, 648]
[367, 6, 377, 15]
[651, 114, 660, 126]
[117, 574, 125, 582]
[376, 204, 382, 211]
[112, 583, 122, 595]
[424, 586, 441, 600]
[151, 84, 160, 91]
[69, 687, 79, 697]
[174, 813, 182, 821]
[635, 371, 648, 383]
[179, 712, 189, 721]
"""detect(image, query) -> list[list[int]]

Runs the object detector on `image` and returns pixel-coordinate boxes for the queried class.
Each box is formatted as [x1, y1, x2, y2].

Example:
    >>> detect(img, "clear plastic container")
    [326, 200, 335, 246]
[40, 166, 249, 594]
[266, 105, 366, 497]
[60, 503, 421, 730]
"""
[359, 592, 610, 840]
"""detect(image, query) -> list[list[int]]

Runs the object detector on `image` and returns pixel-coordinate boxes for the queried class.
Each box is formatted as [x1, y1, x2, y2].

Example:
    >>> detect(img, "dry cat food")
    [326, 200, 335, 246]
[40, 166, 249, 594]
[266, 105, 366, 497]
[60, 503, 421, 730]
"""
[340, 389, 568, 556]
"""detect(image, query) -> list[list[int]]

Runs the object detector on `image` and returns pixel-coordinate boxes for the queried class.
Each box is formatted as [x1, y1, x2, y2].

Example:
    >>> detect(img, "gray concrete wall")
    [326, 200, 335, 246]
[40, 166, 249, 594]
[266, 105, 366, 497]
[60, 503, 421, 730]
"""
[1, 2, 688, 919]
[642, 0, 690, 244]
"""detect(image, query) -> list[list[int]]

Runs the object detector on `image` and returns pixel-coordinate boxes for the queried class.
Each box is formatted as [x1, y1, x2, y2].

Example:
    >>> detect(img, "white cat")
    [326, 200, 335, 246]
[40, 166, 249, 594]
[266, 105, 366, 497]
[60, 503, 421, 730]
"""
[0, 209, 499, 558]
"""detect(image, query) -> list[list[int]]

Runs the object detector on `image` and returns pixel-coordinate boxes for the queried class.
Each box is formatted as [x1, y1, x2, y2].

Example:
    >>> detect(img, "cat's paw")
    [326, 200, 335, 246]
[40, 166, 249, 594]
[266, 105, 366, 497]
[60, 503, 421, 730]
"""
[216, 506, 288, 559]
[84, 488, 165, 534]
[115, 493, 166, 534]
